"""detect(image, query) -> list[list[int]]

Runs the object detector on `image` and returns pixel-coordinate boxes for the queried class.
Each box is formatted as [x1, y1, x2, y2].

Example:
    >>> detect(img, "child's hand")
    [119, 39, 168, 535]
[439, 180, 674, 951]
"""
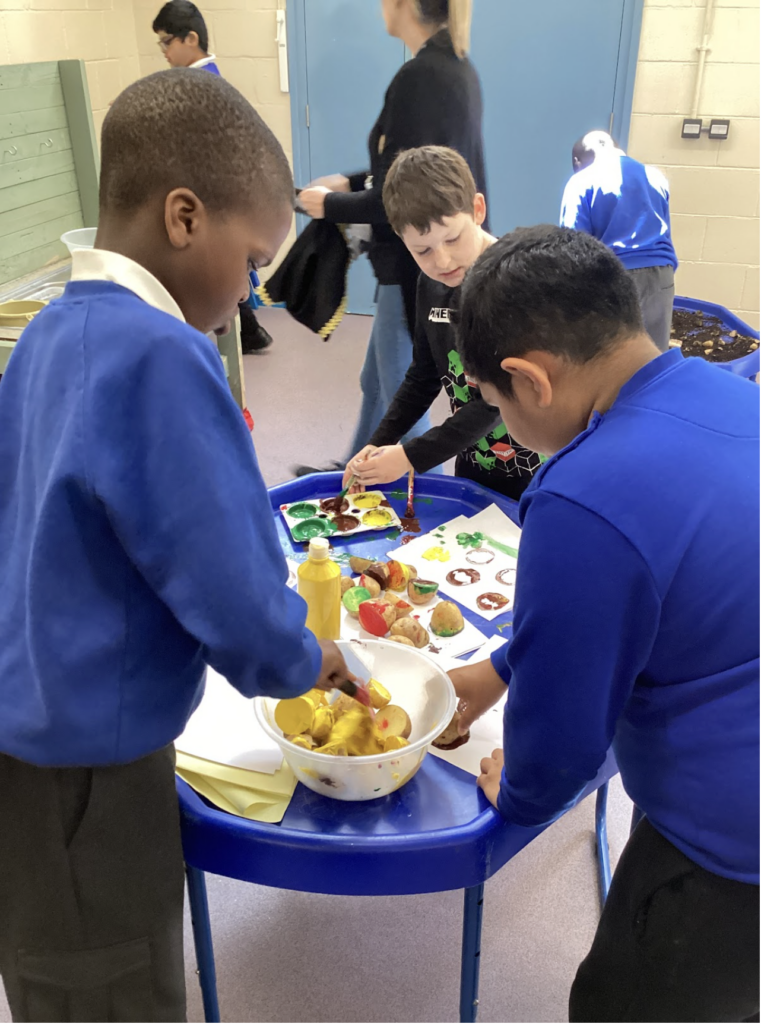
[449, 660, 507, 733]
[308, 174, 350, 193]
[315, 640, 357, 692]
[352, 445, 411, 487]
[345, 446, 378, 492]
[299, 186, 330, 219]
[478, 748, 504, 809]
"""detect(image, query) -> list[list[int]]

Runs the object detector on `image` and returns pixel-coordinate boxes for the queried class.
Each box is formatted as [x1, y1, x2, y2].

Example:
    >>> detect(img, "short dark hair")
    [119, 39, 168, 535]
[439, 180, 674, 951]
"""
[456, 226, 643, 396]
[100, 70, 293, 218]
[153, 0, 209, 52]
[383, 146, 476, 235]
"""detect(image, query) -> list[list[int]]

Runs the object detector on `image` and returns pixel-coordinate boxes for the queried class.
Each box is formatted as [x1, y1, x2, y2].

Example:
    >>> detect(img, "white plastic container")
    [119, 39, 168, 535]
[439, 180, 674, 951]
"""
[61, 227, 97, 254]
[255, 639, 457, 801]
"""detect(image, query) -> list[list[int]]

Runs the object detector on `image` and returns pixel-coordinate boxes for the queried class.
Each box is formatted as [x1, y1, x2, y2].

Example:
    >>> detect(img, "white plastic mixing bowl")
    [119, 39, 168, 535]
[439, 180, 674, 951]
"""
[254, 639, 457, 801]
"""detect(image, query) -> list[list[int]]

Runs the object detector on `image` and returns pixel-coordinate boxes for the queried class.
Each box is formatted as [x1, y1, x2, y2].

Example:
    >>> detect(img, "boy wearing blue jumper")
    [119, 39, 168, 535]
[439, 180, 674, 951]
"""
[561, 130, 677, 352]
[0, 71, 351, 1023]
[451, 226, 759, 1021]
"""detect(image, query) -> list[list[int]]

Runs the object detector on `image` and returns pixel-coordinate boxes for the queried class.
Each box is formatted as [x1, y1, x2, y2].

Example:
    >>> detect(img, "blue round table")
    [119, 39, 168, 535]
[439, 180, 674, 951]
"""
[178, 474, 616, 1022]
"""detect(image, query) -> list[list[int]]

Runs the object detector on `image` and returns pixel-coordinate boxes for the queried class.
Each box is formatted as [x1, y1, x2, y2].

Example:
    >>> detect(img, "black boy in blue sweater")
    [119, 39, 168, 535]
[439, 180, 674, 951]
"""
[0, 71, 352, 1022]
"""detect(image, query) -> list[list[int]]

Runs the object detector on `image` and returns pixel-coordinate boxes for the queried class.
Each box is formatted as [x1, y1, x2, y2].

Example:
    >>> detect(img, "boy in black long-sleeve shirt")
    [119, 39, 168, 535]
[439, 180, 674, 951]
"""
[344, 146, 541, 500]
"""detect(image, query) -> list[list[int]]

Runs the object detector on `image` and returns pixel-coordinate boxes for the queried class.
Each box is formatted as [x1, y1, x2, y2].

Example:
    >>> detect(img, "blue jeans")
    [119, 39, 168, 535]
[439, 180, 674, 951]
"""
[345, 284, 432, 459]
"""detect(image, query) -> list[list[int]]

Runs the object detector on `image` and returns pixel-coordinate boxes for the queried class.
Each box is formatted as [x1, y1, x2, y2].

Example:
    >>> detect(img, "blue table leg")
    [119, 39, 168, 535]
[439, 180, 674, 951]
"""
[630, 804, 644, 835]
[460, 883, 485, 1023]
[186, 865, 221, 1023]
[595, 782, 612, 909]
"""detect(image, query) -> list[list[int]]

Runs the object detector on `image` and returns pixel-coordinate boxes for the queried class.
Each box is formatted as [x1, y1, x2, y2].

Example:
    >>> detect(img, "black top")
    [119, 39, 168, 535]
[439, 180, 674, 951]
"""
[369, 275, 542, 501]
[323, 30, 487, 330]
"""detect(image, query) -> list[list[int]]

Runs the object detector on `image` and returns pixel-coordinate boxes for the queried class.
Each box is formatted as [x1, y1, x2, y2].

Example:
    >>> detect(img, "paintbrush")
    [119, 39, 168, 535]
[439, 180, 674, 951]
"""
[405, 468, 415, 520]
[335, 474, 356, 502]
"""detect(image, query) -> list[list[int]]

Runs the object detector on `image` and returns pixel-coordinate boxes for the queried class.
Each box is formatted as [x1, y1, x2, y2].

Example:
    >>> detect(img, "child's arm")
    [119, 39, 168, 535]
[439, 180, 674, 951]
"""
[88, 327, 324, 700]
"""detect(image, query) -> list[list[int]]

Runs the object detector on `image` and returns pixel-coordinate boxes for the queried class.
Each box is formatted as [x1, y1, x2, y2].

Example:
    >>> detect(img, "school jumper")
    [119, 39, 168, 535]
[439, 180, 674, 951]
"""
[369, 274, 541, 500]
[560, 151, 678, 352]
[0, 249, 320, 1022]
[491, 349, 759, 1020]
[322, 28, 487, 459]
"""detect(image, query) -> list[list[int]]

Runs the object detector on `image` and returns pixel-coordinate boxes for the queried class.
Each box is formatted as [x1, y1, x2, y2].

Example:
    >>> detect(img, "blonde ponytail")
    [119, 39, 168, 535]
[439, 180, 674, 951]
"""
[447, 0, 472, 58]
[412, 0, 472, 58]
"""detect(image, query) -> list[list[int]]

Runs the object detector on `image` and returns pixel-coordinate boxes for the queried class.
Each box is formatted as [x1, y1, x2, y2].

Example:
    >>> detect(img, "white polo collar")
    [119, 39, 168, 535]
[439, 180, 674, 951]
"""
[70, 248, 185, 323]
[189, 54, 217, 69]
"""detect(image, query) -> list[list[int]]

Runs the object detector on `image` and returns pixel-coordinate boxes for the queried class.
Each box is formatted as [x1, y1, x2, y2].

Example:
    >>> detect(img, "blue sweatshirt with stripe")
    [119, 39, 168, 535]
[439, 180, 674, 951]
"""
[491, 350, 759, 883]
[0, 282, 321, 767]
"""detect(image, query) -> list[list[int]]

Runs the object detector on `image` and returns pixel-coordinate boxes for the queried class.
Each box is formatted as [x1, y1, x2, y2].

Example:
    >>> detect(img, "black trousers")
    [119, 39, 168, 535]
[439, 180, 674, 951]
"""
[629, 265, 675, 353]
[0, 748, 186, 1023]
[570, 817, 760, 1023]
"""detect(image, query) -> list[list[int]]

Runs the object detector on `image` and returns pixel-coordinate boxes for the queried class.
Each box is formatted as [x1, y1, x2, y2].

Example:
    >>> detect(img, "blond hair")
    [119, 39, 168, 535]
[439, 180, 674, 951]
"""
[413, 0, 472, 58]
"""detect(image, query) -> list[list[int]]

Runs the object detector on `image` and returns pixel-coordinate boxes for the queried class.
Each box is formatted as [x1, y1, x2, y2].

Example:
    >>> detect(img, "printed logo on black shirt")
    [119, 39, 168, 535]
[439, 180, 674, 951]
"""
[428, 307, 451, 323]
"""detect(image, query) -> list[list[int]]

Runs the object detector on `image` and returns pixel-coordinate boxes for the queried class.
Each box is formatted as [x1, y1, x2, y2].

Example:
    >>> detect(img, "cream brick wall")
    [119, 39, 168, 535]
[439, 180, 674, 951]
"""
[631, 0, 760, 328]
[0, 0, 142, 146]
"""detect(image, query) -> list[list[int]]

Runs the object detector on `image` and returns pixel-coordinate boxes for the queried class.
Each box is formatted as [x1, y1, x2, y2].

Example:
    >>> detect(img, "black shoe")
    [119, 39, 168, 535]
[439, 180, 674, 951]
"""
[293, 461, 346, 478]
[239, 303, 273, 353]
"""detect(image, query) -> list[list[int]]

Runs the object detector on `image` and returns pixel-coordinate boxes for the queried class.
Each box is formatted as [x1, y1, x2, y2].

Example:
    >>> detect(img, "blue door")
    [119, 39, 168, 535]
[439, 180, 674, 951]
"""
[471, 0, 628, 234]
[288, 0, 641, 314]
[299, 0, 405, 314]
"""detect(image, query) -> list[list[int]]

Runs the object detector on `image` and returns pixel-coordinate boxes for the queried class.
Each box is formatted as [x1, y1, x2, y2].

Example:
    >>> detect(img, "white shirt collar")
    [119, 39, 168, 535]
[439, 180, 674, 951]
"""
[189, 54, 217, 69]
[70, 248, 185, 323]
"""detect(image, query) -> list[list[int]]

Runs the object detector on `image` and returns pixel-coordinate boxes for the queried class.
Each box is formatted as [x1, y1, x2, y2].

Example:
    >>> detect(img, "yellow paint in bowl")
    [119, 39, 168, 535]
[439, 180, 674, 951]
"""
[362, 508, 392, 527]
[353, 492, 383, 509]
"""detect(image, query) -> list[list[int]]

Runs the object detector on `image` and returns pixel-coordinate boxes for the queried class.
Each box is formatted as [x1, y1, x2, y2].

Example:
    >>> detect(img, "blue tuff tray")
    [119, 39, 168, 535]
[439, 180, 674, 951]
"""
[674, 296, 759, 379]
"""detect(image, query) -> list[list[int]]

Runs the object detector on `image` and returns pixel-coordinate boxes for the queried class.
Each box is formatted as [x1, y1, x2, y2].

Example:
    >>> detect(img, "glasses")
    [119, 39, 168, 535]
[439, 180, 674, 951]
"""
[157, 35, 175, 49]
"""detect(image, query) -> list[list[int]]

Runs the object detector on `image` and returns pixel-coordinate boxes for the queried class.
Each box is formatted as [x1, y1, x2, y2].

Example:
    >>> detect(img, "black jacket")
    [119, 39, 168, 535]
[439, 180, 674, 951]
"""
[369, 275, 541, 502]
[323, 30, 487, 331]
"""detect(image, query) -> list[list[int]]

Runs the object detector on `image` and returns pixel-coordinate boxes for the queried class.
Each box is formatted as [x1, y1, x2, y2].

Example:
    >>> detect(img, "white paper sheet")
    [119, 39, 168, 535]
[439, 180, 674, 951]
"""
[430, 635, 509, 776]
[176, 668, 284, 774]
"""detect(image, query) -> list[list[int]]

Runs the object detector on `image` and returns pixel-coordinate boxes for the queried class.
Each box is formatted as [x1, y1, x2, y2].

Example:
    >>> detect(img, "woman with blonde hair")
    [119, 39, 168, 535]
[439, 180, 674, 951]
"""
[296, 0, 487, 476]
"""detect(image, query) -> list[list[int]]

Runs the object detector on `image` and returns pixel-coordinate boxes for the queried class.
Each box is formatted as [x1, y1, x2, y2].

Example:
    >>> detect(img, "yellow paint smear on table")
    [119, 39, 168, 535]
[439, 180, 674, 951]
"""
[422, 546, 451, 563]
[176, 751, 297, 823]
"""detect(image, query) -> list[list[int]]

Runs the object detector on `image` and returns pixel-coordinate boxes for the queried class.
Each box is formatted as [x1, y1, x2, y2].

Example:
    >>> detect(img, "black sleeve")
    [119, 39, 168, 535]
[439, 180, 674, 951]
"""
[325, 62, 464, 227]
[368, 279, 443, 448]
[402, 395, 503, 474]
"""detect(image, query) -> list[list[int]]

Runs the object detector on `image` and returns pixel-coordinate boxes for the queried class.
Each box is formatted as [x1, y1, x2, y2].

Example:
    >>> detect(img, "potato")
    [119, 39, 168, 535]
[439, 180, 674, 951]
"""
[385, 591, 412, 619]
[389, 635, 415, 647]
[430, 601, 465, 637]
[274, 694, 320, 735]
[387, 559, 414, 591]
[358, 598, 396, 637]
[375, 704, 412, 740]
[342, 585, 371, 617]
[286, 733, 317, 750]
[383, 735, 410, 752]
[432, 710, 470, 750]
[358, 574, 381, 599]
[349, 556, 374, 574]
[314, 742, 349, 757]
[310, 706, 335, 742]
[331, 693, 357, 717]
[408, 578, 440, 605]
[363, 562, 389, 589]
[367, 678, 391, 709]
[340, 576, 355, 596]
[389, 617, 429, 648]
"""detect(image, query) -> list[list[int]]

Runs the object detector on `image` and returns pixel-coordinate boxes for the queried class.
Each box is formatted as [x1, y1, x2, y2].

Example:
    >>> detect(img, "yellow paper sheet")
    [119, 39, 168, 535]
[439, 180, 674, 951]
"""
[176, 751, 297, 823]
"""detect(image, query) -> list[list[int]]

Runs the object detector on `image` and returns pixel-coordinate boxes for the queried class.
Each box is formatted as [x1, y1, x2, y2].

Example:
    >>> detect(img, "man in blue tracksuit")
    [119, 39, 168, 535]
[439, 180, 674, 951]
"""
[561, 129, 678, 352]
[451, 225, 759, 1021]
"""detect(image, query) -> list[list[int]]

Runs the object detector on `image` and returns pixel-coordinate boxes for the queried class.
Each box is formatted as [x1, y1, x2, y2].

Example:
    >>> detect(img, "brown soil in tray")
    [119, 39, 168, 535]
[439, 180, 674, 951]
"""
[671, 309, 759, 364]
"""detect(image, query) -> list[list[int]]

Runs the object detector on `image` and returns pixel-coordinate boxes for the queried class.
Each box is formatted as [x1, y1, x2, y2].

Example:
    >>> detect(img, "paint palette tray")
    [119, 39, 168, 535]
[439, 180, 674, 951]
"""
[279, 491, 402, 542]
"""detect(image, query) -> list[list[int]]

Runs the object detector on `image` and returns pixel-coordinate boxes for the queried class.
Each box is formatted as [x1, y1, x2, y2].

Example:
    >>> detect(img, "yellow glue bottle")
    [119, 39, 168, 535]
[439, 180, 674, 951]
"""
[298, 537, 341, 640]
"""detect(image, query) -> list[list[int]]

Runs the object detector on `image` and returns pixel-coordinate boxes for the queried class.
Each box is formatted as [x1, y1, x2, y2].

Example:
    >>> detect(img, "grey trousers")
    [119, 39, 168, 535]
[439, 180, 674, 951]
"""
[0, 747, 186, 1023]
[629, 264, 675, 352]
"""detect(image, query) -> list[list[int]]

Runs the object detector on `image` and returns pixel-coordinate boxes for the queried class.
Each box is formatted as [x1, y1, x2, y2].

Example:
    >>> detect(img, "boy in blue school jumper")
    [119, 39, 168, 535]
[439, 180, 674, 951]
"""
[0, 71, 352, 1023]
[153, 0, 272, 354]
[451, 226, 759, 1021]
[561, 129, 678, 352]
[152, 0, 220, 74]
